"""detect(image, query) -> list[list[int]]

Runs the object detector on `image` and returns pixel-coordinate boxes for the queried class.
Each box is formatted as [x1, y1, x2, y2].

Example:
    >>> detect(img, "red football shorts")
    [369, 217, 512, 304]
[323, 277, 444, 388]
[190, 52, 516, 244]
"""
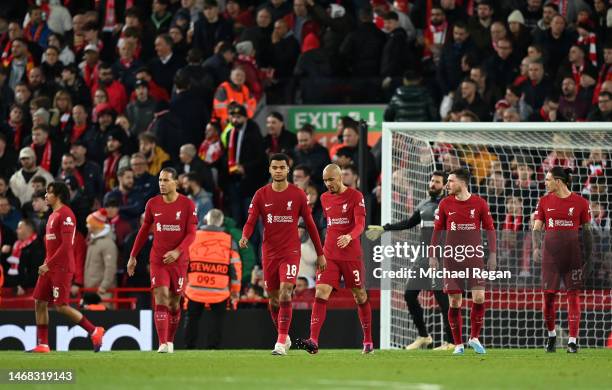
[542, 249, 583, 291]
[263, 254, 300, 291]
[33, 272, 72, 306]
[150, 262, 188, 295]
[442, 256, 486, 294]
[316, 259, 365, 290]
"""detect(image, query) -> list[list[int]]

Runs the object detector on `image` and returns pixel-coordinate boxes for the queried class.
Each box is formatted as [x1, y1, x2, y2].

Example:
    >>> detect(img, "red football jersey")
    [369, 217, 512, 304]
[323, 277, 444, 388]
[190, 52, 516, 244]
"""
[534, 192, 591, 231]
[131, 194, 197, 265]
[44, 205, 77, 273]
[432, 194, 495, 248]
[243, 183, 323, 259]
[321, 187, 366, 261]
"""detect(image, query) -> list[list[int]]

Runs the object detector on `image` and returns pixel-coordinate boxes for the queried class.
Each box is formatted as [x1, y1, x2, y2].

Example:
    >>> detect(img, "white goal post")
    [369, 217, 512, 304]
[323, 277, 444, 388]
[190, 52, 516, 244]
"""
[380, 122, 612, 349]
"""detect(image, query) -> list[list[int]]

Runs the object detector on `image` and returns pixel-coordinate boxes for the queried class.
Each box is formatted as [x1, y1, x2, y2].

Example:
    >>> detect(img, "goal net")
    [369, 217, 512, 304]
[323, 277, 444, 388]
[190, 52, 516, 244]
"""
[380, 123, 612, 349]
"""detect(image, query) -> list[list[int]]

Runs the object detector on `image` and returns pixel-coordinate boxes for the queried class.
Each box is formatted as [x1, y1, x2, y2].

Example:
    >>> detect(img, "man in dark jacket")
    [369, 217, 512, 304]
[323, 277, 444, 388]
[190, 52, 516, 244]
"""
[178, 144, 216, 194]
[437, 21, 477, 96]
[263, 112, 297, 159]
[2, 218, 44, 293]
[339, 6, 386, 79]
[202, 42, 235, 89]
[170, 70, 210, 146]
[384, 70, 437, 122]
[225, 103, 267, 225]
[293, 124, 330, 190]
[102, 167, 145, 228]
[147, 34, 187, 95]
[268, 19, 301, 103]
[193, 0, 234, 61]
[381, 12, 414, 97]
[126, 79, 156, 138]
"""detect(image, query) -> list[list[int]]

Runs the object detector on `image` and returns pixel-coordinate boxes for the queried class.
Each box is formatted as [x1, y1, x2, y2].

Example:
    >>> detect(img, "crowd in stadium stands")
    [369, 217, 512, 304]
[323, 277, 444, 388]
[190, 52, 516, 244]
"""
[0, 0, 611, 307]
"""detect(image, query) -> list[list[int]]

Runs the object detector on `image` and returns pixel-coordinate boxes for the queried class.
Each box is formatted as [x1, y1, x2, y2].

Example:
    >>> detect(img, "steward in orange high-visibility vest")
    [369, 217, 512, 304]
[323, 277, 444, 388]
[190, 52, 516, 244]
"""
[212, 67, 256, 126]
[184, 209, 242, 349]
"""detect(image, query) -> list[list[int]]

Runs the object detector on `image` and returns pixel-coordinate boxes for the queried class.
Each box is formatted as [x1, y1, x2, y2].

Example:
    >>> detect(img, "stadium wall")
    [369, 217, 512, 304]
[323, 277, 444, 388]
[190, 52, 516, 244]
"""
[0, 309, 381, 351]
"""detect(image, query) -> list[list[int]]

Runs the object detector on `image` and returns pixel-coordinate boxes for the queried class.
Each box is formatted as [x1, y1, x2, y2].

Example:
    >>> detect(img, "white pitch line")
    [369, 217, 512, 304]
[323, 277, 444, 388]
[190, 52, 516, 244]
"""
[220, 376, 442, 390]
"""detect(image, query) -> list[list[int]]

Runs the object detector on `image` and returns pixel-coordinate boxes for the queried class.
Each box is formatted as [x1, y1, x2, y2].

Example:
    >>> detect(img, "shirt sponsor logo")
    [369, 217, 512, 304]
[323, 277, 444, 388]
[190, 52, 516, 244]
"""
[451, 222, 477, 231]
[327, 217, 350, 226]
[156, 222, 181, 232]
[553, 219, 574, 227]
[450, 222, 456, 231]
[267, 213, 293, 223]
[63, 217, 74, 226]
[548, 218, 554, 228]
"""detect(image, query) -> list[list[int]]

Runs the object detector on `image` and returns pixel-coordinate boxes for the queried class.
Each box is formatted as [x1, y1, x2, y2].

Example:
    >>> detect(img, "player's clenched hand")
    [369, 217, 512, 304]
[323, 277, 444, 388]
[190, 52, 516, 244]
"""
[532, 248, 541, 263]
[163, 249, 180, 264]
[38, 263, 49, 275]
[239, 237, 249, 249]
[316, 255, 327, 272]
[429, 257, 439, 269]
[127, 256, 137, 276]
[488, 253, 497, 271]
[337, 234, 352, 248]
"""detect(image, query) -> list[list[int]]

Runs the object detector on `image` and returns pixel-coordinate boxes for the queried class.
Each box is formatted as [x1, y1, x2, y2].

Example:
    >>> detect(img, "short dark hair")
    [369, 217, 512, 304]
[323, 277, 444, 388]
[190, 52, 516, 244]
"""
[449, 168, 470, 184]
[20, 218, 36, 231]
[599, 91, 612, 100]
[32, 176, 47, 186]
[382, 11, 399, 21]
[185, 171, 201, 183]
[82, 21, 99, 31]
[549, 166, 572, 186]
[47, 181, 70, 203]
[117, 167, 133, 177]
[431, 170, 448, 184]
[160, 167, 178, 179]
[293, 164, 311, 176]
[297, 123, 315, 134]
[269, 153, 290, 165]
[156, 33, 173, 48]
[173, 69, 190, 90]
[139, 132, 158, 144]
[267, 111, 284, 122]
[32, 190, 46, 200]
[506, 84, 522, 98]
[343, 164, 359, 176]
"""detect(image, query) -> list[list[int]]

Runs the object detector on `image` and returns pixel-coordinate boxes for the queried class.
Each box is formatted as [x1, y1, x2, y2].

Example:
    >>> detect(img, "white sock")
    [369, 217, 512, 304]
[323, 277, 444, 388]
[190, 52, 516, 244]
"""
[548, 330, 556, 337]
[568, 337, 576, 344]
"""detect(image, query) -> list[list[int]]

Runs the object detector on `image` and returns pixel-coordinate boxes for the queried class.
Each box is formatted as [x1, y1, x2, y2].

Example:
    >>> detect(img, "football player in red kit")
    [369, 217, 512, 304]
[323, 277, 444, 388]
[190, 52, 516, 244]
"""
[128, 168, 197, 353]
[295, 164, 373, 354]
[533, 167, 592, 353]
[430, 168, 496, 355]
[240, 153, 325, 355]
[30, 181, 105, 353]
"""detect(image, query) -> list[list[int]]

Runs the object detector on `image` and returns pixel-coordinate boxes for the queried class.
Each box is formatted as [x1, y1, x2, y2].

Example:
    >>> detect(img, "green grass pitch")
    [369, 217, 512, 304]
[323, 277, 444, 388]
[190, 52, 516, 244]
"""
[1, 349, 611, 389]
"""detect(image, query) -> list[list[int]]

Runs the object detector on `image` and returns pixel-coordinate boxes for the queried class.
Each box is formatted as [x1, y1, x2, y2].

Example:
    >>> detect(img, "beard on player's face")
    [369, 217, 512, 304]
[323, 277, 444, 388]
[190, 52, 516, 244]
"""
[428, 187, 443, 197]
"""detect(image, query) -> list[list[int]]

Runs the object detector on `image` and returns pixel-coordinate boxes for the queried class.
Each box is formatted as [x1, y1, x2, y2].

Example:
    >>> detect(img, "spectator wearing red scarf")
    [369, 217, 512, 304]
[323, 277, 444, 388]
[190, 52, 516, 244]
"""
[30, 125, 61, 175]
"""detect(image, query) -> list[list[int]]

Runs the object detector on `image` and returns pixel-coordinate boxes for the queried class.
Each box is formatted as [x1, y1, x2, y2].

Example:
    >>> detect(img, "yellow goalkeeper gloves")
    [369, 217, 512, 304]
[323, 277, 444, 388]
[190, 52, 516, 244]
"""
[365, 225, 385, 241]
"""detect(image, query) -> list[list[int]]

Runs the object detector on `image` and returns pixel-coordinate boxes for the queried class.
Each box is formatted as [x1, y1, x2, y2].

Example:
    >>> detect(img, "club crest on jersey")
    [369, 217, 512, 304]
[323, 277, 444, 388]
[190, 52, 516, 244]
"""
[267, 213, 273, 224]
[176, 211, 182, 220]
[63, 216, 74, 226]
[287, 201, 293, 210]
[568, 207, 574, 216]
[470, 209, 475, 219]
[450, 222, 457, 231]
[548, 218, 554, 228]
[342, 203, 348, 213]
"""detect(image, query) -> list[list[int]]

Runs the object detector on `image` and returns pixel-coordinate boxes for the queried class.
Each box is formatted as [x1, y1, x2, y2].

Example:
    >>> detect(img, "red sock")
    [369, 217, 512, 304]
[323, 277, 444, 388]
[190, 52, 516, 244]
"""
[543, 292, 556, 332]
[276, 301, 292, 344]
[448, 308, 463, 345]
[269, 304, 279, 330]
[167, 309, 181, 344]
[78, 316, 96, 334]
[358, 300, 373, 345]
[469, 302, 485, 339]
[154, 305, 169, 345]
[567, 291, 581, 338]
[37, 324, 48, 345]
[310, 297, 328, 345]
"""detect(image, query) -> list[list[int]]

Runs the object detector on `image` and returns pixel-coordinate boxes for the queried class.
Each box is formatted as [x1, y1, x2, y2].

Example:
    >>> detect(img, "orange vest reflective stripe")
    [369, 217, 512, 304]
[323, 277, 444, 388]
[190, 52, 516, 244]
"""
[186, 230, 241, 304]
[213, 82, 256, 125]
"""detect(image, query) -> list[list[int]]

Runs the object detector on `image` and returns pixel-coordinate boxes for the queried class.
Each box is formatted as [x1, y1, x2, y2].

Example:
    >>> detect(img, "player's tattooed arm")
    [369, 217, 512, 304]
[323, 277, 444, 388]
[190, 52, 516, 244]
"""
[532, 220, 544, 263]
